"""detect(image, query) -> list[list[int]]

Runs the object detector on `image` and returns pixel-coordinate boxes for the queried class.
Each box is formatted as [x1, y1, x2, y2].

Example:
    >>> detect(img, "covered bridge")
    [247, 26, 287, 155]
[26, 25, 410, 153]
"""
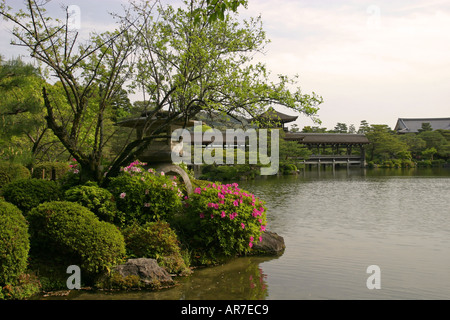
[284, 133, 370, 168]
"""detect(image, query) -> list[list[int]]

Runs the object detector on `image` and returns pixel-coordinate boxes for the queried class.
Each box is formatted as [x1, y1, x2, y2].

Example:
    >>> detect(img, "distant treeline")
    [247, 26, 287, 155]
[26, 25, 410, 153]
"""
[291, 120, 450, 168]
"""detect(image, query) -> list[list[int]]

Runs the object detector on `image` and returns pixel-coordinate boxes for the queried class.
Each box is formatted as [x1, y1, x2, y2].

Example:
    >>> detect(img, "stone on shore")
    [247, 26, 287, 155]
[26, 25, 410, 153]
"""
[112, 258, 174, 289]
[252, 231, 286, 256]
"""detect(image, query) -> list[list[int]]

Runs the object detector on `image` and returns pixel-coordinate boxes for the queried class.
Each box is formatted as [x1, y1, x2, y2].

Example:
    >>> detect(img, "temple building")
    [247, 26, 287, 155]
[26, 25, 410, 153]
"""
[394, 118, 450, 134]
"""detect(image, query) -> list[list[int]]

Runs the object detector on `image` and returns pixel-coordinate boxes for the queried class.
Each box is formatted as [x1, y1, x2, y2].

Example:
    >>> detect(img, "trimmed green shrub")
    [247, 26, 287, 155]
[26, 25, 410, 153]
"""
[107, 161, 183, 225]
[177, 182, 268, 265]
[1, 179, 61, 213]
[0, 273, 41, 300]
[122, 221, 191, 275]
[27, 201, 126, 275]
[31, 162, 71, 180]
[64, 183, 122, 225]
[0, 201, 30, 287]
[0, 161, 30, 189]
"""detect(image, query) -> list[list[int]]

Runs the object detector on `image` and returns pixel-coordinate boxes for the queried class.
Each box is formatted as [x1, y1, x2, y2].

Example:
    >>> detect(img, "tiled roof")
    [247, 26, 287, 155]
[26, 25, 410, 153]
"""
[394, 118, 450, 133]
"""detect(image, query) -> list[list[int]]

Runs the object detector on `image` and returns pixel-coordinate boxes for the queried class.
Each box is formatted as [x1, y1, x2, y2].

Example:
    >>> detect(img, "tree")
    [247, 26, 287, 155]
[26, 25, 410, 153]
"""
[1, 0, 138, 182]
[194, 0, 248, 23]
[418, 122, 433, 133]
[365, 125, 410, 162]
[290, 124, 299, 132]
[0, 58, 67, 164]
[302, 126, 327, 133]
[1, 0, 322, 184]
[358, 120, 370, 134]
[348, 124, 356, 134]
[399, 133, 426, 159]
[333, 122, 348, 133]
[106, 0, 322, 180]
[422, 147, 437, 161]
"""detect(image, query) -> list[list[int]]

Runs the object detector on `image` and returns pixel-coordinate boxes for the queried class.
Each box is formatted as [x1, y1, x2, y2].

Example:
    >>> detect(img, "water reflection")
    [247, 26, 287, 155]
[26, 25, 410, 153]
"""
[55, 256, 277, 300]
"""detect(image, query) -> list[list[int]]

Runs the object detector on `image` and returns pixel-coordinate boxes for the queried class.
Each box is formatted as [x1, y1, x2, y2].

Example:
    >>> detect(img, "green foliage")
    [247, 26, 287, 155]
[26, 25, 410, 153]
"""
[122, 221, 191, 275]
[200, 164, 263, 181]
[31, 162, 71, 180]
[422, 147, 437, 160]
[365, 125, 411, 162]
[176, 182, 267, 265]
[1, 178, 61, 213]
[0, 161, 31, 189]
[107, 161, 183, 225]
[27, 201, 126, 275]
[64, 183, 122, 225]
[0, 201, 30, 287]
[0, 273, 41, 301]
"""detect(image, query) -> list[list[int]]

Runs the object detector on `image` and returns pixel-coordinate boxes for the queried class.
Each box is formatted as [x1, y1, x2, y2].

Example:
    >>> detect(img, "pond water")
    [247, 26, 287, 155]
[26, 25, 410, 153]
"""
[49, 167, 450, 300]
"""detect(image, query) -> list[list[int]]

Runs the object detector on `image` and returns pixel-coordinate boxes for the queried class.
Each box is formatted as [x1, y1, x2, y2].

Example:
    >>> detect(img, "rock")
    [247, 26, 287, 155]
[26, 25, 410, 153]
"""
[113, 258, 174, 289]
[252, 231, 286, 256]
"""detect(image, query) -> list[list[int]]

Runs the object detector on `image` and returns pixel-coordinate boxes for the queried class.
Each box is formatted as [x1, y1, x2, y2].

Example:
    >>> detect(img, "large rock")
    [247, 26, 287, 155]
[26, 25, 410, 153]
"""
[113, 258, 174, 289]
[252, 231, 286, 256]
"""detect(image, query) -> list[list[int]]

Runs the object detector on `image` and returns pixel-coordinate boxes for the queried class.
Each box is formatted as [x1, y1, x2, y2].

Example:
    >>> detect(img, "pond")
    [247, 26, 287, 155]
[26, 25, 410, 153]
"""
[45, 167, 450, 300]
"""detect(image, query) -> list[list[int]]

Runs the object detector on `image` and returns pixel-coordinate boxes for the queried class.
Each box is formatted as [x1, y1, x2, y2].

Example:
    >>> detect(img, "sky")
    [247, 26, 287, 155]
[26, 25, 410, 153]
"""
[1, 0, 449, 131]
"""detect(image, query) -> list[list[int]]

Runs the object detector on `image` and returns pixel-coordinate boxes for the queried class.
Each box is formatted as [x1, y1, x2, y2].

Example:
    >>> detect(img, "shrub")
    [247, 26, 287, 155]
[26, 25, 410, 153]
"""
[31, 162, 71, 180]
[122, 221, 191, 275]
[1, 179, 61, 213]
[0, 161, 30, 189]
[107, 161, 183, 225]
[64, 183, 122, 225]
[417, 160, 432, 168]
[27, 201, 126, 276]
[0, 201, 30, 287]
[177, 182, 268, 265]
[200, 165, 238, 181]
[0, 273, 41, 301]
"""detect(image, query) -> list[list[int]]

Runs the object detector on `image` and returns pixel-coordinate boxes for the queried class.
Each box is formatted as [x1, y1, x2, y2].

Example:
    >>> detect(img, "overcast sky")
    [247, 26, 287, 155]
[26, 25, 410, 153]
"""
[1, 0, 449, 130]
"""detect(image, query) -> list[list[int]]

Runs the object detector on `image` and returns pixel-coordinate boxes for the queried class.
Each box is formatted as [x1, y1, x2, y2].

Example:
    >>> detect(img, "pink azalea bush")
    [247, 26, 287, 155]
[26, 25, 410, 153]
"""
[107, 160, 183, 225]
[179, 181, 267, 263]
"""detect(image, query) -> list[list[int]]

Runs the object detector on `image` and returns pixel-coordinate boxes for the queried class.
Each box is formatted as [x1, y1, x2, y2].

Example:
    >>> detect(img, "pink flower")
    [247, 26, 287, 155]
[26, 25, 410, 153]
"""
[194, 187, 202, 194]
[241, 223, 245, 229]
[233, 200, 239, 206]
[249, 242, 253, 248]
[160, 171, 165, 176]
[120, 192, 126, 199]
[221, 211, 226, 218]
[211, 214, 214, 219]
[261, 225, 266, 232]
[199, 213, 205, 219]
[250, 236, 254, 242]
[259, 236, 263, 242]
[144, 203, 150, 207]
